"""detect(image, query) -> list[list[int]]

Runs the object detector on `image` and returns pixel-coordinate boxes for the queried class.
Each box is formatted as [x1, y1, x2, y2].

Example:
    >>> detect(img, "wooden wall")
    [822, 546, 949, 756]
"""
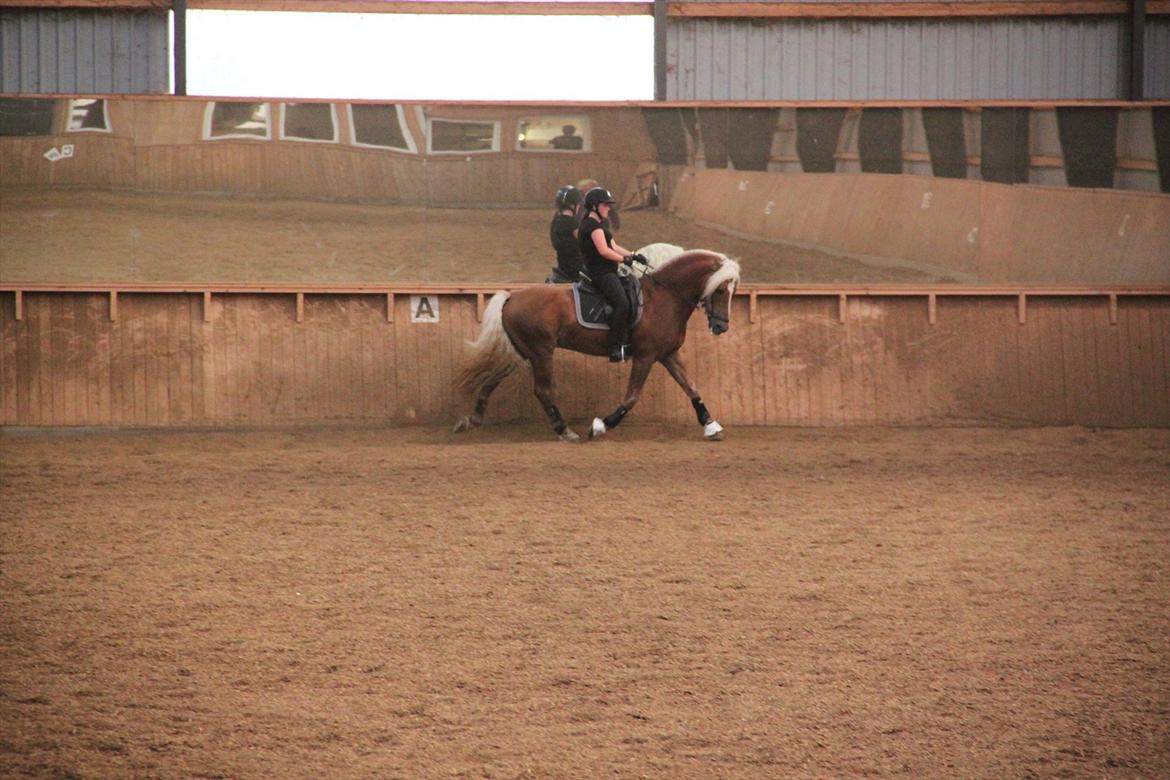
[0, 99, 656, 206]
[2, 290, 1166, 428]
[669, 167, 1170, 285]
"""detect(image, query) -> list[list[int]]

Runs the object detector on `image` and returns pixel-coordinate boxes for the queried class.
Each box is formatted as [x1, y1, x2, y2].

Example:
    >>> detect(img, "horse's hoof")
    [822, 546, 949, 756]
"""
[704, 421, 724, 441]
[558, 429, 581, 443]
[589, 417, 607, 440]
[452, 416, 474, 433]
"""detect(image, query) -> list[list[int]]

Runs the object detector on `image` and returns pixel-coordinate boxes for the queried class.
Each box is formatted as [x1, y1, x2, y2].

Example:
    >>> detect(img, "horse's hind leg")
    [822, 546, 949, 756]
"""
[452, 379, 503, 433]
[531, 352, 580, 443]
[661, 351, 723, 441]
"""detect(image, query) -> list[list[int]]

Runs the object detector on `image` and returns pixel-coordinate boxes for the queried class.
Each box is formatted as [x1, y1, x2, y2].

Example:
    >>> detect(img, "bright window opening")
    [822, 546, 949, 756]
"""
[518, 115, 591, 152]
[204, 102, 272, 140]
[67, 99, 111, 133]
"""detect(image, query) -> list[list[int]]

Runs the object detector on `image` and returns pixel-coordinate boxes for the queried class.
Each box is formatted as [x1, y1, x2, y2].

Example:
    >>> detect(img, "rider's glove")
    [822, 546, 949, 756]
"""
[622, 255, 634, 266]
[631, 253, 648, 265]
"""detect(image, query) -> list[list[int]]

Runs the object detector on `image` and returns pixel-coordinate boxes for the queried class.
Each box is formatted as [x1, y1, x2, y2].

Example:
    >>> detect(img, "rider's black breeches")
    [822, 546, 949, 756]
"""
[596, 272, 630, 347]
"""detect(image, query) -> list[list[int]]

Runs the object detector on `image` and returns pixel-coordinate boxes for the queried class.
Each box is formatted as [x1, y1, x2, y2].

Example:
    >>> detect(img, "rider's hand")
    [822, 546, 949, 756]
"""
[631, 253, 648, 265]
[622, 255, 634, 266]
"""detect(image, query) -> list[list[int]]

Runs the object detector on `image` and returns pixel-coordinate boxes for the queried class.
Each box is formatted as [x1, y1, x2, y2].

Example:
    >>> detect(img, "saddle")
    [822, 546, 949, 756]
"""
[572, 273, 644, 331]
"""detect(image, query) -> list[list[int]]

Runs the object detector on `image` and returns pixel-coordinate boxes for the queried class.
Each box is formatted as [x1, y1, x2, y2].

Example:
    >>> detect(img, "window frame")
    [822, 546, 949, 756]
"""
[202, 101, 273, 141]
[426, 118, 501, 155]
[347, 103, 417, 154]
[278, 102, 340, 144]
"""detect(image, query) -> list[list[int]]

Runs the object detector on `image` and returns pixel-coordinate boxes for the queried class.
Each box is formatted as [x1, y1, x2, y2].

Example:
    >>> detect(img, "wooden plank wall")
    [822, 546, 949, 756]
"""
[670, 168, 1170, 285]
[2, 291, 1167, 428]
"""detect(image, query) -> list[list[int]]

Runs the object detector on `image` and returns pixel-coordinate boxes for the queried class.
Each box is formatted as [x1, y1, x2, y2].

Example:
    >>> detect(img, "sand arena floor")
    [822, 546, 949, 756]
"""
[1, 424, 1168, 779]
[0, 189, 945, 286]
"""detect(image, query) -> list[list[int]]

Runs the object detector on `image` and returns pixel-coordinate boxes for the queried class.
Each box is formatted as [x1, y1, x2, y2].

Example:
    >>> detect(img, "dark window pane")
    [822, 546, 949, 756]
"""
[0, 98, 56, 136]
[431, 120, 495, 152]
[283, 103, 335, 141]
[352, 104, 409, 149]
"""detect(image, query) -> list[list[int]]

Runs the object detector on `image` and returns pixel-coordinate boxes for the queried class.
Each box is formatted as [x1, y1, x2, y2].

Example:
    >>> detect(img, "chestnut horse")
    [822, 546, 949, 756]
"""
[452, 249, 740, 442]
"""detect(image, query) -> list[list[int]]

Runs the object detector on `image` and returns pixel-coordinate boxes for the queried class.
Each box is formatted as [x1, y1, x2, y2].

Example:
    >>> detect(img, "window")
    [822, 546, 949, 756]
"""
[0, 98, 56, 136]
[66, 98, 110, 132]
[427, 119, 499, 154]
[204, 102, 271, 140]
[348, 103, 416, 153]
[280, 102, 338, 143]
[517, 115, 590, 152]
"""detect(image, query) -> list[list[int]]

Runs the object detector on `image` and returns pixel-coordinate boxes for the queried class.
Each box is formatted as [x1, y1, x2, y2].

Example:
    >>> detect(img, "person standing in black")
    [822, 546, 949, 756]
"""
[578, 187, 639, 363]
[547, 185, 584, 283]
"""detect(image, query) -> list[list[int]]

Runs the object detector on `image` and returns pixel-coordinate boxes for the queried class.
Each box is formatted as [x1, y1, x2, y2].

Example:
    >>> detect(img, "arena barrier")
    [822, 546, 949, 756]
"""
[2, 284, 1167, 428]
[668, 168, 1170, 285]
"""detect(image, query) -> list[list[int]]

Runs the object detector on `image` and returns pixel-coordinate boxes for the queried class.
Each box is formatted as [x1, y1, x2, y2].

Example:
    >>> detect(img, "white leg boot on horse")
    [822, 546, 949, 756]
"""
[589, 358, 654, 440]
[662, 351, 724, 441]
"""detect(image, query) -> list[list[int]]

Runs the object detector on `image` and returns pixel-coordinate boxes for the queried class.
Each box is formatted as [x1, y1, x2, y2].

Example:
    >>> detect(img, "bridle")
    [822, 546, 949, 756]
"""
[702, 282, 733, 333]
[645, 262, 734, 332]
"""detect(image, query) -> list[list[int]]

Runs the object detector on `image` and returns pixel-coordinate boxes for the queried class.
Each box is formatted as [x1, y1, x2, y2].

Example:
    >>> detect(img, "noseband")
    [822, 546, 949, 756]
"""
[704, 291, 730, 330]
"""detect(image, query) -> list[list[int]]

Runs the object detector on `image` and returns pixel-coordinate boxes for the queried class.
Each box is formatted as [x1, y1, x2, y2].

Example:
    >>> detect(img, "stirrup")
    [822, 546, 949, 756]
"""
[608, 344, 629, 363]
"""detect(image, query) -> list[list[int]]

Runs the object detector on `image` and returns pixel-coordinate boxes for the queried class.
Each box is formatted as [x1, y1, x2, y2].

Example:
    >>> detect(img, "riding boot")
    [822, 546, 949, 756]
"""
[608, 311, 630, 362]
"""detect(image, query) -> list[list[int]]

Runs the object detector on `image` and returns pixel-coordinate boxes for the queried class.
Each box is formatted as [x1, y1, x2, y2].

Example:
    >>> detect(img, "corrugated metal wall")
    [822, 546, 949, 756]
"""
[1148, 18, 1170, 99]
[0, 9, 169, 95]
[666, 17, 1165, 100]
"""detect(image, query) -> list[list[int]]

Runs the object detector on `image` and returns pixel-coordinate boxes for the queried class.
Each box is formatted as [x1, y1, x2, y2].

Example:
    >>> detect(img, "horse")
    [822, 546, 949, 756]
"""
[452, 249, 741, 442]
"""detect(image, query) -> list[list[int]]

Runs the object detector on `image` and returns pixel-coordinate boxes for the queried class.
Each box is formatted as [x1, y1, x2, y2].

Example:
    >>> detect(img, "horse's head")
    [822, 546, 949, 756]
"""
[699, 254, 740, 335]
[648, 249, 741, 334]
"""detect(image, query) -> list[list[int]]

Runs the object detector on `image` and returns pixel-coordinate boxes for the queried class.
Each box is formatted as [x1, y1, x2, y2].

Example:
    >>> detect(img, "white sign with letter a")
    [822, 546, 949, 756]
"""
[410, 295, 439, 323]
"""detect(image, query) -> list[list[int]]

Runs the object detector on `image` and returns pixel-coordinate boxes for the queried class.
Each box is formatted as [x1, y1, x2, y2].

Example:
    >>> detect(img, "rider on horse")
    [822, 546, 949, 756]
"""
[578, 186, 643, 363]
[547, 185, 584, 284]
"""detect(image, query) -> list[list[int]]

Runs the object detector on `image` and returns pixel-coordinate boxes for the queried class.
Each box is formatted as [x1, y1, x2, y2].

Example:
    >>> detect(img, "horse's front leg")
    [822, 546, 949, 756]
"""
[531, 352, 580, 443]
[589, 357, 654, 440]
[661, 351, 723, 441]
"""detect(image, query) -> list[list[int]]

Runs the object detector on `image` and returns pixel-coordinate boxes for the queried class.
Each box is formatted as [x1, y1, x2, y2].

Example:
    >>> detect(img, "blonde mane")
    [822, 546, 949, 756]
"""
[652, 249, 740, 300]
[701, 254, 741, 300]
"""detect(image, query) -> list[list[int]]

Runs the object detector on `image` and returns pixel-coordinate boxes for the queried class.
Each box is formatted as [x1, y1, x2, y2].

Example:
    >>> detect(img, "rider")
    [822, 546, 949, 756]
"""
[578, 186, 640, 363]
[547, 185, 584, 283]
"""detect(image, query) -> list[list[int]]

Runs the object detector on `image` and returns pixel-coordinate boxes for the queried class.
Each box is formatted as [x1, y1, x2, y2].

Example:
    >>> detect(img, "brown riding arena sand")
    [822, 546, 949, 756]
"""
[0, 189, 943, 285]
[1, 188, 1168, 778]
[1, 424, 1168, 778]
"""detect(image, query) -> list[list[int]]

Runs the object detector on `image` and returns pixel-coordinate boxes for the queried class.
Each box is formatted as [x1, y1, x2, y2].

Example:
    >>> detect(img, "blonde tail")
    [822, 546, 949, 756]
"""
[454, 292, 523, 401]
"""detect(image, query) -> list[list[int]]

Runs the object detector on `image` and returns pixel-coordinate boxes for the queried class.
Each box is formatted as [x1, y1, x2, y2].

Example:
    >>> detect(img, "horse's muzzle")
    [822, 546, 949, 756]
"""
[708, 313, 729, 335]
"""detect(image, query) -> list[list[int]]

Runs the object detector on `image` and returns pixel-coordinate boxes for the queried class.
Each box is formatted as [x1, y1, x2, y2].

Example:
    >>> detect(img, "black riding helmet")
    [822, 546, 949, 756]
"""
[583, 186, 616, 212]
[554, 185, 582, 210]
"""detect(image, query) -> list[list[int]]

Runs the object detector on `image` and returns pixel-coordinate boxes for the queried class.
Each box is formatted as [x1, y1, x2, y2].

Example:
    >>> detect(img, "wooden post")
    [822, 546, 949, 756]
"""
[1108, 293, 1118, 325]
[203, 291, 212, 322]
[13, 290, 22, 321]
[927, 293, 937, 325]
[109, 290, 118, 321]
[749, 290, 758, 323]
[296, 292, 305, 323]
[838, 293, 848, 324]
[476, 292, 485, 323]
[1017, 292, 1026, 325]
[386, 292, 394, 323]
